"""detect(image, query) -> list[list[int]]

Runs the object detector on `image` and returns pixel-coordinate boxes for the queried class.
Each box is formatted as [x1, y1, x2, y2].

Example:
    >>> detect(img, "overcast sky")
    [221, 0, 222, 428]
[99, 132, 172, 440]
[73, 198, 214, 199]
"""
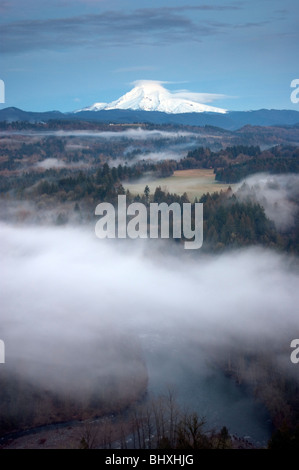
[0, 0, 298, 112]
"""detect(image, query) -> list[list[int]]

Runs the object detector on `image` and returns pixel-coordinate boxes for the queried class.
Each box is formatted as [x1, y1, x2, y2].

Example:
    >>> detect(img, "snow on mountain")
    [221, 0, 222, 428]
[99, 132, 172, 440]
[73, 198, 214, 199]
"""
[77, 81, 227, 114]
[81, 102, 107, 111]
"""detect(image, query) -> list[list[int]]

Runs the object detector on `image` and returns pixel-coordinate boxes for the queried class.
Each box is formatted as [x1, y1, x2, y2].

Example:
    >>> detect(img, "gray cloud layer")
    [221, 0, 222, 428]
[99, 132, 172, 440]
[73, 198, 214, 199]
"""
[2, 128, 197, 139]
[1, 5, 269, 54]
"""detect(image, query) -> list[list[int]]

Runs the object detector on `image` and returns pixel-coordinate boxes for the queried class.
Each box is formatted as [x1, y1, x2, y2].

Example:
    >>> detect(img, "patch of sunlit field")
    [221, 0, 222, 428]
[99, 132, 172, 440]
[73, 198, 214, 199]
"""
[123, 169, 236, 201]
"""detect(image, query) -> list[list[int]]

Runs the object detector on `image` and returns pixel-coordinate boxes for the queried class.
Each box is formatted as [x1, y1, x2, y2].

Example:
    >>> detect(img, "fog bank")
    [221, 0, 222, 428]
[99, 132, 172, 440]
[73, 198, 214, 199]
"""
[1, 223, 298, 382]
[236, 173, 299, 231]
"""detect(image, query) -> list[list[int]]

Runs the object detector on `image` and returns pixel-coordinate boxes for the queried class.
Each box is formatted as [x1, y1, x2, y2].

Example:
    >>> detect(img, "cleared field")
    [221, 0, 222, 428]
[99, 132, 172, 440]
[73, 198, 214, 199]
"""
[123, 169, 236, 201]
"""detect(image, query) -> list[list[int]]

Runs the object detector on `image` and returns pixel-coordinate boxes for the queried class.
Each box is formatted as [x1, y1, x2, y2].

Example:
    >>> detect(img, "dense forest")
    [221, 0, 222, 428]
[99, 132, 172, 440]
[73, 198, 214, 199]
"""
[1, 158, 298, 253]
[0, 137, 299, 253]
[178, 145, 299, 183]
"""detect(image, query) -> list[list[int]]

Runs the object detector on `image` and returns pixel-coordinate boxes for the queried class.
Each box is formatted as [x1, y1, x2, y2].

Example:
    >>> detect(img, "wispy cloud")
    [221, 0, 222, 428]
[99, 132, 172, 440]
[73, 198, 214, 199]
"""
[1, 5, 271, 55]
[151, 4, 243, 13]
[128, 80, 231, 104]
[172, 90, 230, 103]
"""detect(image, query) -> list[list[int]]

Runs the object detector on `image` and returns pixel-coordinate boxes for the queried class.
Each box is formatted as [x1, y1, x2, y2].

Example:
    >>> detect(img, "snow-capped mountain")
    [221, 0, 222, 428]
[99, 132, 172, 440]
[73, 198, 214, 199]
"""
[77, 81, 227, 114]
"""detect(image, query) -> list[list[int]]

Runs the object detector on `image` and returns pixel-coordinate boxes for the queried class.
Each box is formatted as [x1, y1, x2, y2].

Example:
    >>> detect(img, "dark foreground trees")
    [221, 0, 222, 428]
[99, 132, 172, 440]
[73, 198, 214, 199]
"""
[78, 389, 233, 450]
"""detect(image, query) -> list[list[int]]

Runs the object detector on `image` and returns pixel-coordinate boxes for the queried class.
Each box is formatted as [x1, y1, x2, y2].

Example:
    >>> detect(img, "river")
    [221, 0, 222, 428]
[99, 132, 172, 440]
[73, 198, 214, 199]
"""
[139, 331, 273, 448]
[0, 330, 273, 449]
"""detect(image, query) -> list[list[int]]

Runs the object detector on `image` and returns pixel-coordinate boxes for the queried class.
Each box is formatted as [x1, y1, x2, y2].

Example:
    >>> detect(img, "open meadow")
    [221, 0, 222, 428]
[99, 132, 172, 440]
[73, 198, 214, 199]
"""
[123, 169, 236, 200]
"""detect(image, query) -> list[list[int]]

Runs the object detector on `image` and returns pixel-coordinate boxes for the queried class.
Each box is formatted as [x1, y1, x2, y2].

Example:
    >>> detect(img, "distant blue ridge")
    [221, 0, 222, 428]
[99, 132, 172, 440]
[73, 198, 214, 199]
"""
[0, 107, 299, 131]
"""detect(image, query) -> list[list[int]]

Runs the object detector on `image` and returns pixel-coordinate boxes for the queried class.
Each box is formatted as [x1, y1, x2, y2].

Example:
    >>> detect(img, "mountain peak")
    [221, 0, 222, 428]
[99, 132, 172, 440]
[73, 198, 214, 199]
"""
[78, 80, 227, 114]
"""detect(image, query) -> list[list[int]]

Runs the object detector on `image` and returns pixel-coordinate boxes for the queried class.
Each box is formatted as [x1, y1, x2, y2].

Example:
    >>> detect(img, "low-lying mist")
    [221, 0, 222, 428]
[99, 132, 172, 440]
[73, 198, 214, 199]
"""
[110, 150, 183, 168]
[236, 173, 299, 231]
[1, 222, 298, 382]
[35, 158, 85, 170]
[2, 128, 197, 140]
